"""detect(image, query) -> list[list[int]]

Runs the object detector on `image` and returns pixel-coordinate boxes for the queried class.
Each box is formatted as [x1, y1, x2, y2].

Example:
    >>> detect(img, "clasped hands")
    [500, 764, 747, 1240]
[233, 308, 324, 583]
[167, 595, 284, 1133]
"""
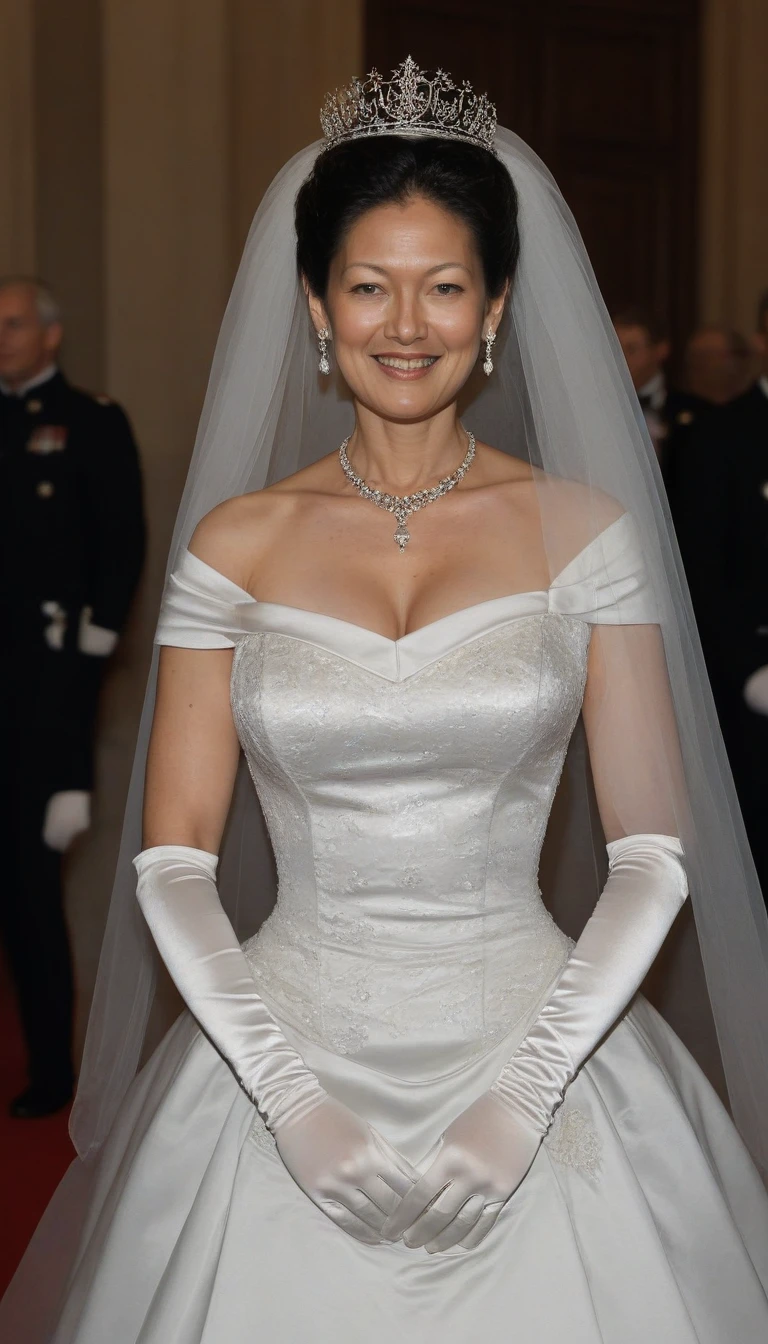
[275, 1088, 543, 1254]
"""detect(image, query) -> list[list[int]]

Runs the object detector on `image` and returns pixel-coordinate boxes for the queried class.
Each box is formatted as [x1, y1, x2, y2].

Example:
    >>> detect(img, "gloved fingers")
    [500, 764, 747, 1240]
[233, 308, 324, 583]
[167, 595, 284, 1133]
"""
[406, 1193, 484, 1252]
[380, 1166, 452, 1242]
[361, 1174, 409, 1219]
[367, 1127, 420, 1193]
[458, 1200, 505, 1250]
[319, 1200, 383, 1245]
[335, 1186, 392, 1234]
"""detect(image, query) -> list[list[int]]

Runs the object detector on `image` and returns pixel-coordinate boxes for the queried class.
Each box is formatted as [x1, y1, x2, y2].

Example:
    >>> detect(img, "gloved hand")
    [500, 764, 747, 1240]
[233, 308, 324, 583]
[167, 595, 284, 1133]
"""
[744, 665, 768, 715]
[385, 833, 688, 1253]
[42, 789, 91, 851]
[274, 1095, 419, 1245]
[78, 604, 118, 656]
[133, 845, 418, 1243]
[379, 1091, 540, 1253]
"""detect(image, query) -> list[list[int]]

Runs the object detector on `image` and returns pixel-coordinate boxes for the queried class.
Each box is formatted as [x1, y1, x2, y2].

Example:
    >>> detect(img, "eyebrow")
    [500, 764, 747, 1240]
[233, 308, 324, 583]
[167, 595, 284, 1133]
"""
[340, 261, 472, 278]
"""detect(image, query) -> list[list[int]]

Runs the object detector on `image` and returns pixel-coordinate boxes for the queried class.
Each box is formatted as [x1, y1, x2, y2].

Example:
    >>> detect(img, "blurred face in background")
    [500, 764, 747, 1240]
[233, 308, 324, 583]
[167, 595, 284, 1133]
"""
[614, 322, 670, 391]
[752, 316, 768, 377]
[684, 327, 753, 405]
[0, 283, 62, 389]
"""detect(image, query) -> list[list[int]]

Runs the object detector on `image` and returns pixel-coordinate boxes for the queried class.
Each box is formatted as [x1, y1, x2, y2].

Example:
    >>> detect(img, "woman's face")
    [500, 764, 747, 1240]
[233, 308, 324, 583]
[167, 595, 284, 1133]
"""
[307, 195, 506, 424]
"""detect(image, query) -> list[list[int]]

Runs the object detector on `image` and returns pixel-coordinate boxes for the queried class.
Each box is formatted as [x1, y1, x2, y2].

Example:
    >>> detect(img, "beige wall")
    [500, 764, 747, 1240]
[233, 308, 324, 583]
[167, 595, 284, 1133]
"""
[0, 0, 35, 275]
[699, 0, 768, 334]
[35, 0, 104, 387]
[231, 0, 362, 259]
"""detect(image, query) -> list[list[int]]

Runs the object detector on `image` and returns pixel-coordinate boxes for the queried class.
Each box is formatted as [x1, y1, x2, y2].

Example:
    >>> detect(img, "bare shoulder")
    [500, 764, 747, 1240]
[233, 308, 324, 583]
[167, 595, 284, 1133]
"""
[187, 452, 339, 586]
[474, 443, 622, 526]
[530, 467, 624, 526]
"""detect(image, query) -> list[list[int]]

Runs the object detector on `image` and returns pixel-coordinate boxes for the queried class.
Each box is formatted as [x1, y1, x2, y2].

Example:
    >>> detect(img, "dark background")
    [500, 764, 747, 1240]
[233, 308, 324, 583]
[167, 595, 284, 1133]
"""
[367, 0, 700, 370]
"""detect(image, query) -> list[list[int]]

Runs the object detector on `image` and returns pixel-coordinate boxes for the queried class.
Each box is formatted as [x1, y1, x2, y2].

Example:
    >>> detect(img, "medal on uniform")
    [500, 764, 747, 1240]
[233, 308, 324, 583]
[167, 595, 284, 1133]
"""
[26, 425, 67, 454]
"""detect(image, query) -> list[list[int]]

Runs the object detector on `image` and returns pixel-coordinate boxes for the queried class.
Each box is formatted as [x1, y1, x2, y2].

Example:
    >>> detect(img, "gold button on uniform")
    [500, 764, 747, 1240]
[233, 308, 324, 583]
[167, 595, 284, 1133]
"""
[36, 480, 55, 498]
[26, 398, 42, 414]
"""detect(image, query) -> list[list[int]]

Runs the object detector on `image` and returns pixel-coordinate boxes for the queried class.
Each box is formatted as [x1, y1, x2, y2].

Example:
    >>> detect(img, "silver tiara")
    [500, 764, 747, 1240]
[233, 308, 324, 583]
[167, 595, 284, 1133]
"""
[320, 57, 497, 154]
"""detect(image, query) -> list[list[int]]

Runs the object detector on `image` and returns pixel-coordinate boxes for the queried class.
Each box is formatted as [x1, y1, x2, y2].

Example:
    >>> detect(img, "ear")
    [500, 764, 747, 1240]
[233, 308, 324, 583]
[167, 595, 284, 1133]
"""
[752, 331, 766, 357]
[301, 275, 331, 336]
[483, 281, 509, 337]
[44, 321, 63, 357]
[656, 339, 671, 364]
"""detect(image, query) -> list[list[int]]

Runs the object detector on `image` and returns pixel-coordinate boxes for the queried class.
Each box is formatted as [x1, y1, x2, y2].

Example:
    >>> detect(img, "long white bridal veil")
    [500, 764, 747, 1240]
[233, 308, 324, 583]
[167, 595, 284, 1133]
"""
[70, 116, 768, 1179]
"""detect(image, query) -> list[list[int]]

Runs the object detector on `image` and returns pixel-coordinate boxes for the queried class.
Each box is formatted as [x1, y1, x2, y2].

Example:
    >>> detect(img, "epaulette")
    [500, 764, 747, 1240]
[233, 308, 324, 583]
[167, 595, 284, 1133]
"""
[72, 382, 116, 407]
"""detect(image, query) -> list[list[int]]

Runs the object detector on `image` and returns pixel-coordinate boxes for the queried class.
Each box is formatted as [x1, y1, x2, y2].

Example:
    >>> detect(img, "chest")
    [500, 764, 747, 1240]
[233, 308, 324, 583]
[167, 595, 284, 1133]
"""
[0, 409, 87, 521]
[231, 614, 591, 785]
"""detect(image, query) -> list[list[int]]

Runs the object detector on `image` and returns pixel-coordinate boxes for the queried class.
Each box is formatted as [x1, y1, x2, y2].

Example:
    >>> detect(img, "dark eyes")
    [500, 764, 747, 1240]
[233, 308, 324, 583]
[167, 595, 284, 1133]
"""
[349, 282, 464, 296]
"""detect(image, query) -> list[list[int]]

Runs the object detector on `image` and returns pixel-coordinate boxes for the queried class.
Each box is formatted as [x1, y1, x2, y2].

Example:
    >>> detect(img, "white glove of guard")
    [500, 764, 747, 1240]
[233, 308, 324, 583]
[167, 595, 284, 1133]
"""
[383, 834, 688, 1253]
[744, 665, 768, 715]
[42, 789, 91, 851]
[77, 605, 119, 656]
[133, 845, 418, 1244]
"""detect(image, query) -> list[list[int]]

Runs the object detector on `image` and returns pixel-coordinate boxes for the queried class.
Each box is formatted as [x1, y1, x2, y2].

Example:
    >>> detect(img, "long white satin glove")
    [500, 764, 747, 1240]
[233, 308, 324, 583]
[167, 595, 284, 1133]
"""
[133, 845, 418, 1243]
[384, 833, 688, 1253]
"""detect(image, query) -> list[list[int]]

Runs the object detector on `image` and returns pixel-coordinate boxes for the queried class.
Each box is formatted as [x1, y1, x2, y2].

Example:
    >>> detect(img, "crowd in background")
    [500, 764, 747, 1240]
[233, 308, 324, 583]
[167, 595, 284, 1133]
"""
[614, 298, 768, 902]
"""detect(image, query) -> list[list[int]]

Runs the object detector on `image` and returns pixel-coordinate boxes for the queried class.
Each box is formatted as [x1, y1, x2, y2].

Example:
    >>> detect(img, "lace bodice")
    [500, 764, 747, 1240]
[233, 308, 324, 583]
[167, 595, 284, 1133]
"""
[156, 513, 655, 1074]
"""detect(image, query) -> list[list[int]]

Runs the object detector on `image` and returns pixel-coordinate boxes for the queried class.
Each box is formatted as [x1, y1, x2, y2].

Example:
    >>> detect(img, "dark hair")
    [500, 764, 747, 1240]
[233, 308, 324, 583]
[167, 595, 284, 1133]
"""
[295, 136, 519, 299]
[611, 306, 668, 345]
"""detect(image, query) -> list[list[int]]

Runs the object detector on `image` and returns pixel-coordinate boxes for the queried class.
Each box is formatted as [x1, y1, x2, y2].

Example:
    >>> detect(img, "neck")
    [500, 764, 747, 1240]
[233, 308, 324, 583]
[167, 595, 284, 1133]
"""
[346, 404, 469, 494]
[0, 362, 57, 395]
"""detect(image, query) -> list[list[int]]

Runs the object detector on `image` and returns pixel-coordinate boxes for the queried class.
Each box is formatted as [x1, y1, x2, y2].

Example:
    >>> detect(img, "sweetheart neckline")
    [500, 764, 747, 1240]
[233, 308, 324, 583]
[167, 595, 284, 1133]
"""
[180, 511, 633, 646]
[242, 589, 550, 646]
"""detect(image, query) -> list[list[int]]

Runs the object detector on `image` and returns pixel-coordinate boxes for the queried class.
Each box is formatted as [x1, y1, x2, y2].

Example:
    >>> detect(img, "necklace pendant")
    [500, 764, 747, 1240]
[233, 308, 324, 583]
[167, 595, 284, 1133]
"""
[394, 523, 411, 551]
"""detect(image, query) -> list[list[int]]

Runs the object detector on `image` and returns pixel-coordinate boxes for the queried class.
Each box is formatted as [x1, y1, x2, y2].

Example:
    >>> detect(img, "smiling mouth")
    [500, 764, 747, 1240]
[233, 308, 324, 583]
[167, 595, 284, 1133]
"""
[373, 355, 439, 371]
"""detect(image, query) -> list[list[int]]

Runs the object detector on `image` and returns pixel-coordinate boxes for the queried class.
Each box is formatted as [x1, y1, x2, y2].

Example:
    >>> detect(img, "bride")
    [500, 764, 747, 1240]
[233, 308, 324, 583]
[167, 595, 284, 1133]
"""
[3, 59, 768, 1343]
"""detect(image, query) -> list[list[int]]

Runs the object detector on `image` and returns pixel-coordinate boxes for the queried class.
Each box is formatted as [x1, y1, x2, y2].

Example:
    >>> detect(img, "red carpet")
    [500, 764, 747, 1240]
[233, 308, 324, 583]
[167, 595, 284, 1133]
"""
[0, 961, 75, 1296]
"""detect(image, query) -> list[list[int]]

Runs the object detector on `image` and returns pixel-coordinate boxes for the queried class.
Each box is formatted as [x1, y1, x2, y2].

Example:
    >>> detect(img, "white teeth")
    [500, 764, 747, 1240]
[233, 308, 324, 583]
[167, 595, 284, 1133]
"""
[375, 356, 437, 370]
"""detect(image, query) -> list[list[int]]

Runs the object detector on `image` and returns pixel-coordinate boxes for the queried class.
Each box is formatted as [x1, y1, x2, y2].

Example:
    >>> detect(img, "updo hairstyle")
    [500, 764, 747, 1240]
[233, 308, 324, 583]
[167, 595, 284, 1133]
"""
[295, 136, 519, 300]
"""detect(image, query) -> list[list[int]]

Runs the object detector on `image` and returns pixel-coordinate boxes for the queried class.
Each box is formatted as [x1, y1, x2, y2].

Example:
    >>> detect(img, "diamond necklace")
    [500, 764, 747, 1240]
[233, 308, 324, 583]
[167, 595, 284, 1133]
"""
[339, 429, 476, 552]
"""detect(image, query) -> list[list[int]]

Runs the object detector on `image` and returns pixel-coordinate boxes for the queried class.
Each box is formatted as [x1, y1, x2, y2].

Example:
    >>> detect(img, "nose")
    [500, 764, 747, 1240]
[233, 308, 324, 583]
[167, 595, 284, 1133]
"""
[382, 288, 428, 346]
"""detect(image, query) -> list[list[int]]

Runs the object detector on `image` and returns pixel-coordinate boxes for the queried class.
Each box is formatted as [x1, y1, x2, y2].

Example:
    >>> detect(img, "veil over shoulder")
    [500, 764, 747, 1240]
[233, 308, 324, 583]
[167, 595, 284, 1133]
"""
[68, 122, 768, 1189]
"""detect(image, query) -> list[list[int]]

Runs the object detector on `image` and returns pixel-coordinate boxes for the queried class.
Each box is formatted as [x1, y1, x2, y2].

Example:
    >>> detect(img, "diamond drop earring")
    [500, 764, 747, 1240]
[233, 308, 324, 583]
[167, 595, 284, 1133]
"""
[483, 329, 496, 377]
[317, 327, 331, 376]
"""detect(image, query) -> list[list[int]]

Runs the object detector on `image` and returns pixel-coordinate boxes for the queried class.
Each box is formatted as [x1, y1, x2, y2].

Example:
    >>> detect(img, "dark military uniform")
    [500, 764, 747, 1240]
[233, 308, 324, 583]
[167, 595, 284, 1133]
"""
[646, 385, 714, 486]
[0, 368, 145, 1105]
[665, 381, 768, 898]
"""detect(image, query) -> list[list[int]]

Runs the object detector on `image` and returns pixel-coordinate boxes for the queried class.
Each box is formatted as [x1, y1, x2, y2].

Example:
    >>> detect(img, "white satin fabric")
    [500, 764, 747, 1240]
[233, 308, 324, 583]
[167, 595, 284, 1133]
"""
[14, 512, 768, 1341]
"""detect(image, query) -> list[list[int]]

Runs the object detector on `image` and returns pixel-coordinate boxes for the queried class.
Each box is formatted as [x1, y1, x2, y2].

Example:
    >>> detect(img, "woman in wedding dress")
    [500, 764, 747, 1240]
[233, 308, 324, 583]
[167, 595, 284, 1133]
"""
[3, 60, 768, 1343]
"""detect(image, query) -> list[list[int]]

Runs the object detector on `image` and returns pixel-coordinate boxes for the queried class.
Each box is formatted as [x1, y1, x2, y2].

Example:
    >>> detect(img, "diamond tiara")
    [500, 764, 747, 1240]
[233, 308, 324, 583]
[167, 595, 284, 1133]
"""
[320, 57, 497, 154]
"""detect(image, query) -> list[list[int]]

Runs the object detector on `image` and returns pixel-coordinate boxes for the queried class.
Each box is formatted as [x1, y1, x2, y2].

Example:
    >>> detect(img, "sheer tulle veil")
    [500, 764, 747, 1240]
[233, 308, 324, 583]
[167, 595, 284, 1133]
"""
[70, 108, 768, 1177]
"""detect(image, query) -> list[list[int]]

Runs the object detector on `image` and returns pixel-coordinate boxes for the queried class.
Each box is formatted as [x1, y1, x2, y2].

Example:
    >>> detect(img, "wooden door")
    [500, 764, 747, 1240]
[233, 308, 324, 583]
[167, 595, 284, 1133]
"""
[365, 0, 700, 357]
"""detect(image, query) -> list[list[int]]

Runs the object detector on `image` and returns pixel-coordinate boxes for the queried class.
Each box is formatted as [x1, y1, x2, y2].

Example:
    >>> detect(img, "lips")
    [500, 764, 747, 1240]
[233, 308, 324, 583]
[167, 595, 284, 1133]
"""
[372, 354, 440, 380]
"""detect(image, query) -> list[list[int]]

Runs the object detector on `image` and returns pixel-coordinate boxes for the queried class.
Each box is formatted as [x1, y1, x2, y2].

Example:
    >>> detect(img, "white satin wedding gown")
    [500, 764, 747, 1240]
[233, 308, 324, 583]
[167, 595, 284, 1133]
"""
[19, 513, 768, 1341]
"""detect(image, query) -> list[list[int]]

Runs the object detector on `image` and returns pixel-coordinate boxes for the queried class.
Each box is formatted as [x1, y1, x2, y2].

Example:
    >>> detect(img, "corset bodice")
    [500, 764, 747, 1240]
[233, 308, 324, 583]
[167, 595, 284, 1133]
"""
[155, 511, 655, 1076]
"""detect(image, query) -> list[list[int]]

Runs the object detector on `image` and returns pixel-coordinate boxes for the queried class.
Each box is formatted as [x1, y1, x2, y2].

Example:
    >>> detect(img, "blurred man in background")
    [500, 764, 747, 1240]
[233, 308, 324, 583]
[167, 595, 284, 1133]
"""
[683, 325, 755, 406]
[0, 277, 145, 1117]
[667, 294, 768, 898]
[613, 307, 706, 473]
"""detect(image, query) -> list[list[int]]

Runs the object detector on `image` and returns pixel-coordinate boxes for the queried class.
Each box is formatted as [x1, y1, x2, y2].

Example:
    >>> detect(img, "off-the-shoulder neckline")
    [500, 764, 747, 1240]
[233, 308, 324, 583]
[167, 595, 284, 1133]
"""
[176, 511, 632, 645]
